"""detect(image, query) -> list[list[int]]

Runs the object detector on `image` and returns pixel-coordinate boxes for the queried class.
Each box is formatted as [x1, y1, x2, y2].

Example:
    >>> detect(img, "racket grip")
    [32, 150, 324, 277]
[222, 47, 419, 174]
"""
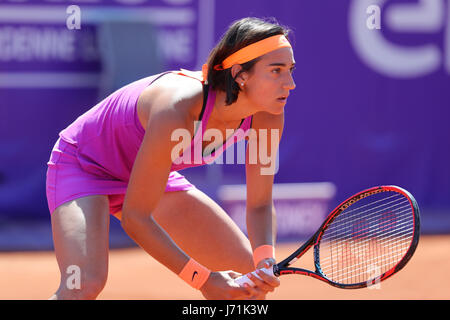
[234, 266, 275, 287]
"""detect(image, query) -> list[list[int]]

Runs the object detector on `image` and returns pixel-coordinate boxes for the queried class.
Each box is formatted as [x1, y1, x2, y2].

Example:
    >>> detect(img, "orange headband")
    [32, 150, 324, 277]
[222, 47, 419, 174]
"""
[213, 34, 291, 71]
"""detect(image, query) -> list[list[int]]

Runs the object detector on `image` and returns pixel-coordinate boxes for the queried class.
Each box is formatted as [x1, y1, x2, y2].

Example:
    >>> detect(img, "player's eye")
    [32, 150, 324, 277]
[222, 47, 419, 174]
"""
[289, 66, 296, 74]
[271, 68, 282, 74]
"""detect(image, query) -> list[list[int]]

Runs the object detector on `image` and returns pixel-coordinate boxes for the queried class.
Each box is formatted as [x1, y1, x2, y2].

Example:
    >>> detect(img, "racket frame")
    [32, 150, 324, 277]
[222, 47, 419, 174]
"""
[273, 185, 420, 289]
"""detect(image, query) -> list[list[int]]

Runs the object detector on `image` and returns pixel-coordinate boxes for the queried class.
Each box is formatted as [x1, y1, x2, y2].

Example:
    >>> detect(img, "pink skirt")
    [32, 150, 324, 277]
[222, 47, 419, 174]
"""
[46, 138, 196, 215]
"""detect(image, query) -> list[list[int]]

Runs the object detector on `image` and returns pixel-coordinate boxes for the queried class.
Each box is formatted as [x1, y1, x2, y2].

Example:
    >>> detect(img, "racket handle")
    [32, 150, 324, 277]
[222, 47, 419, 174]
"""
[234, 267, 275, 287]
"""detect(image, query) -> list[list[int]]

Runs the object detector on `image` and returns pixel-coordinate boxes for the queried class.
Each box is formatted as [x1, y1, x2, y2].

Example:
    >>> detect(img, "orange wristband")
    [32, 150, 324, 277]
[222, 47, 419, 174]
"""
[178, 258, 211, 290]
[253, 245, 275, 268]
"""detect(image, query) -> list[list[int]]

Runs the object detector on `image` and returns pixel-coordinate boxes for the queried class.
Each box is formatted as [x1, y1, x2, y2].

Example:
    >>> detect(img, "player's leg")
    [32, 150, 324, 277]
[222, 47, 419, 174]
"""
[49, 195, 110, 300]
[151, 189, 255, 274]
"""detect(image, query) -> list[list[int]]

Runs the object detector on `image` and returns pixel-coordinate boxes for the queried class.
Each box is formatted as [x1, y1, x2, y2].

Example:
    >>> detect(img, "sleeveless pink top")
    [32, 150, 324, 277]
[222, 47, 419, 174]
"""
[58, 71, 253, 182]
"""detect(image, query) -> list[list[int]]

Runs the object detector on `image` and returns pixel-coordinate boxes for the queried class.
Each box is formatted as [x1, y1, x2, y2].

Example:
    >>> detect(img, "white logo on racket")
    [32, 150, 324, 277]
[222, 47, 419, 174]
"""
[366, 264, 381, 289]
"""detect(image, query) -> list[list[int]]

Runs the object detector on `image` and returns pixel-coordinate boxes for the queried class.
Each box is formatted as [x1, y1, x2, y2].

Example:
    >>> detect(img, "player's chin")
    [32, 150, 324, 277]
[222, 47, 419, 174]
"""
[257, 98, 287, 115]
[266, 103, 285, 115]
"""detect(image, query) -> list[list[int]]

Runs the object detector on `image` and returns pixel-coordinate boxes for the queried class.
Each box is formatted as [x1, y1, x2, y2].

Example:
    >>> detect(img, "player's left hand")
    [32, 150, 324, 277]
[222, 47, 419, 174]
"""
[244, 259, 280, 300]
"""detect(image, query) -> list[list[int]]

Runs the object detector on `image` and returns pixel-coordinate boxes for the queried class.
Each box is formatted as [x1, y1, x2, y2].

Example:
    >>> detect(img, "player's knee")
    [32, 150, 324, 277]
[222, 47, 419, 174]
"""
[79, 277, 106, 299]
[58, 273, 107, 300]
[64, 280, 105, 300]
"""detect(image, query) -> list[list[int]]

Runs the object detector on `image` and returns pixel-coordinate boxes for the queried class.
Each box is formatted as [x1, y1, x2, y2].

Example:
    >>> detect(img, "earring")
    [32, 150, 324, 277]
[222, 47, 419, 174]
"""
[241, 82, 244, 86]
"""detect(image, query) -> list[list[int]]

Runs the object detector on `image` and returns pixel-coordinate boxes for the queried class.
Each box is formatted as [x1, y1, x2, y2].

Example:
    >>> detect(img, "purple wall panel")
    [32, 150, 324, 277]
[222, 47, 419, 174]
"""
[1, 1, 449, 234]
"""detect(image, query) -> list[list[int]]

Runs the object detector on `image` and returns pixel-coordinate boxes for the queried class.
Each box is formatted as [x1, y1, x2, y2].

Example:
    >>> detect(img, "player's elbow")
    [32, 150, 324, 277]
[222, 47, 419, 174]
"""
[120, 212, 132, 234]
[120, 209, 141, 236]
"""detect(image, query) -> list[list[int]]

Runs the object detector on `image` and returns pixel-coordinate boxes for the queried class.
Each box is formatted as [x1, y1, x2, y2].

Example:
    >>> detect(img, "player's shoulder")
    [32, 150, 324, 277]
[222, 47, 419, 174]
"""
[139, 72, 204, 130]
[147, 72, 203, 106]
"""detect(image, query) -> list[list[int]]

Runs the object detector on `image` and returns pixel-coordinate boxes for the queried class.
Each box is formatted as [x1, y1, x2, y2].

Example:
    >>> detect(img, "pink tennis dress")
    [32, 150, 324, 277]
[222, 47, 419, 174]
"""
[46, 71, 253, 215]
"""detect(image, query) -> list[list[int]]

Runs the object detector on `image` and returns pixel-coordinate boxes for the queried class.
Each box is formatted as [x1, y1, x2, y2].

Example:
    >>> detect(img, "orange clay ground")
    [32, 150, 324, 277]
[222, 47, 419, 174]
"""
[0, 235, 448, 300]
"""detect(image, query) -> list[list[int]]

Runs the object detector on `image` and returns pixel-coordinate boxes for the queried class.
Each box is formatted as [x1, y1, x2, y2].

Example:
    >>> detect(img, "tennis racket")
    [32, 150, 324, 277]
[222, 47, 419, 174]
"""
[235, 185, 420, 289]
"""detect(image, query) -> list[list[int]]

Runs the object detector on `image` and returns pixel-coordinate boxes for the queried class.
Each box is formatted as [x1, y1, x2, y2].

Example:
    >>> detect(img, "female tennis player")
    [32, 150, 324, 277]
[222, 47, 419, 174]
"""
[46, 17, 296, 300]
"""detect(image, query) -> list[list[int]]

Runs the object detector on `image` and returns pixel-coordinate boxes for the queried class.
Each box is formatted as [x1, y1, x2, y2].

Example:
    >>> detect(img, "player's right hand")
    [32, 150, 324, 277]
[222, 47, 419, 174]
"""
[200, 271, 255, 300]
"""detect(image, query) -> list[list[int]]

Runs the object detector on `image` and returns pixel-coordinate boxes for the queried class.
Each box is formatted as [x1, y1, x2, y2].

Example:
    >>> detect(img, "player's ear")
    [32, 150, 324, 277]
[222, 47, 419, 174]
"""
[230, 64, 242, 79]
[231, 64, 248, 86]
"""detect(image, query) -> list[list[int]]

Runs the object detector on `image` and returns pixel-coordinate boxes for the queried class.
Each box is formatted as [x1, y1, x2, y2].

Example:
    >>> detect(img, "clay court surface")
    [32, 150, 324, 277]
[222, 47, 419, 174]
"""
[0, 235, 448, 300]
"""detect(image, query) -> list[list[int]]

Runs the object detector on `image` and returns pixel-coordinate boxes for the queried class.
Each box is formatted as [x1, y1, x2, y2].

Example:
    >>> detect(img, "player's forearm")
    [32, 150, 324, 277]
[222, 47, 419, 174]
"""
[246, 204, 277, 249]
[121, 212, 190, 274]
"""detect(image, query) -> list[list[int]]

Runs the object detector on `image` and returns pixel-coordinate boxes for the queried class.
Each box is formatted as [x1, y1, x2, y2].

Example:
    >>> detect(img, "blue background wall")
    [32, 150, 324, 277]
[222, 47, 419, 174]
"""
[1, 0, 449, 249]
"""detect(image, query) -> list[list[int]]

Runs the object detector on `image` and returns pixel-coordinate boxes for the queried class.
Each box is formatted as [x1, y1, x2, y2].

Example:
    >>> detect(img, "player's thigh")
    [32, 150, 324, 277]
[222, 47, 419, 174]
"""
[152, 189, 254, 274]
[51, 195, 110, 286]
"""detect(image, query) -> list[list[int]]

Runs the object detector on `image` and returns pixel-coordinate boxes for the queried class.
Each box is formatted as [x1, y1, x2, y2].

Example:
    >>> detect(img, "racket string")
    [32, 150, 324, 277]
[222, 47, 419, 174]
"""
[328, 251, 407, 283]
[320, 224, 414, 266]
[322, 227, 414, 283]
[324, 196, 407, 232]
[320, 236, 413, 282]
[322, 207, 413, 243]
[321, 234, 412, 270]
[326, 200, 408, 235]
[322, 238, 411, 284]
[323, 202, 411, 250]
[317, 192, 414, 285]
[322, 234, 413, 284]
[323, 198, 411, 242]
[335, 193, 400, 217]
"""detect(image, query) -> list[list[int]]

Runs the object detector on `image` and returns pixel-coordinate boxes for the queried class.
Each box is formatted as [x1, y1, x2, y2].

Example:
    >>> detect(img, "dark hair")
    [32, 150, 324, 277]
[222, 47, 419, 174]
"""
[206, 17, 291, 105]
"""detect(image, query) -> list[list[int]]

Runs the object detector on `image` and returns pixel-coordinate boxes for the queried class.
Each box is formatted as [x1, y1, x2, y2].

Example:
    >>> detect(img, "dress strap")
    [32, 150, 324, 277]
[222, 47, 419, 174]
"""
[175, 68, 205, 83]
[197, 86, 216, 137]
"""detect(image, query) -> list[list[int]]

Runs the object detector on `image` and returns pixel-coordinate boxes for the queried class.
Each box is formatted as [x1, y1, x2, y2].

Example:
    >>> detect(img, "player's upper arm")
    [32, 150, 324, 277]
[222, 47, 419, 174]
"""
[245, 111, 285, 210]
[122, 102, 189, 220]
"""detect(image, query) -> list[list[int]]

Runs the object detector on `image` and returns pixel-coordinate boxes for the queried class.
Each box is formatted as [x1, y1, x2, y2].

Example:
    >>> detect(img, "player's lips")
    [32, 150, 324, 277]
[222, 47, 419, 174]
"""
[277, 94, 289, 102]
